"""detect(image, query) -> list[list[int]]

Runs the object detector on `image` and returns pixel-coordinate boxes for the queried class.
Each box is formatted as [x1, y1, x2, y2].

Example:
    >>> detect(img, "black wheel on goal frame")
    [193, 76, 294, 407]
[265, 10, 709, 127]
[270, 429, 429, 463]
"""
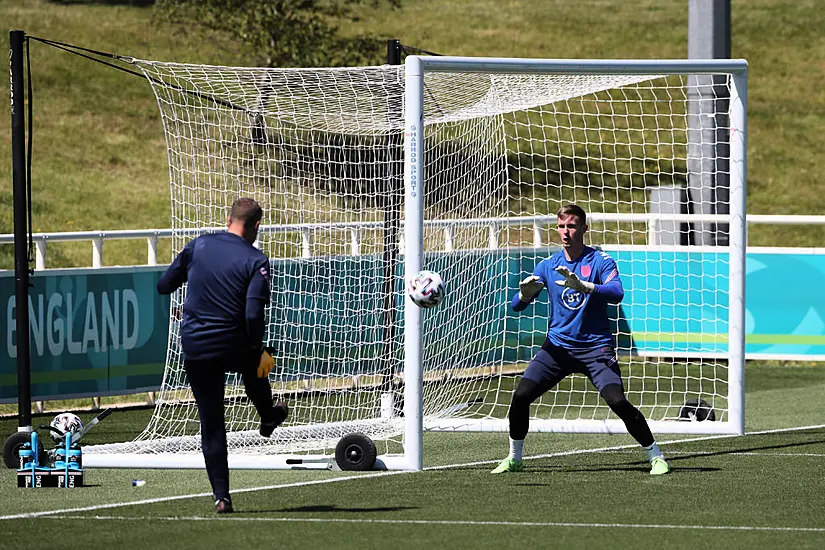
[335, 433, 377, 471]
[3, 431, 46, 469]
[679, 398, 716, 422]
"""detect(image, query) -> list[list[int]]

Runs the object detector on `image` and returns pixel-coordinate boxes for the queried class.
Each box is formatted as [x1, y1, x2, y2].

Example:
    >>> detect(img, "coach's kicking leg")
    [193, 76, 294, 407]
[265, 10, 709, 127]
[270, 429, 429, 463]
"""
[241, 370, 289, 437]
[600, 383, 670, 475]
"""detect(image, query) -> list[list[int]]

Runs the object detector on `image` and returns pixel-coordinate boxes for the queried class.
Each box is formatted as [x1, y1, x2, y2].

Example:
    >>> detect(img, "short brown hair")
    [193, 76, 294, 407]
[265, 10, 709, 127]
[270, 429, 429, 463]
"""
[556, 204, 587, 225]
[230, 198, 263, 229]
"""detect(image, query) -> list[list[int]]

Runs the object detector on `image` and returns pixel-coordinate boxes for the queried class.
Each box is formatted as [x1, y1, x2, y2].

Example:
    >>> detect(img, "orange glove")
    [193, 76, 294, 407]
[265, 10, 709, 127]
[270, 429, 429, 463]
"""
[257, 348, 275, 378]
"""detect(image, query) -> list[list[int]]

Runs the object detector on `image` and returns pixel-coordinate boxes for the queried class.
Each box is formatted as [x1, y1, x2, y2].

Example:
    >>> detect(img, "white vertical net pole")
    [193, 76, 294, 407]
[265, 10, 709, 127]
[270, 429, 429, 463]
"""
[728, 68, 748, 435]
[403, 55, 425, 471]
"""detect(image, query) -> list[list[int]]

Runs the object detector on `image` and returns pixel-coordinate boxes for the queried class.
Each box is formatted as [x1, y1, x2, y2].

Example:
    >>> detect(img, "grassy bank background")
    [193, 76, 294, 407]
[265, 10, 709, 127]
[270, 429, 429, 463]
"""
[1, 0, 824, 270]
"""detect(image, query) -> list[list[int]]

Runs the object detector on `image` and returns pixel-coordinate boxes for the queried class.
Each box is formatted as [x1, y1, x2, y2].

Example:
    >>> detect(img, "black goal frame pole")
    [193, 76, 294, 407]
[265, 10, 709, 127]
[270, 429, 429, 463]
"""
[10, 30, 33, 432]
[380, 39, 403, 393]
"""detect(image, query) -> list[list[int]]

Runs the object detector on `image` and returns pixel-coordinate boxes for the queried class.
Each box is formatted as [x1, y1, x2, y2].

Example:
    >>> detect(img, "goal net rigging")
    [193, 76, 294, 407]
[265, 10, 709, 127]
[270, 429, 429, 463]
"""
[84, 56, 746, 469]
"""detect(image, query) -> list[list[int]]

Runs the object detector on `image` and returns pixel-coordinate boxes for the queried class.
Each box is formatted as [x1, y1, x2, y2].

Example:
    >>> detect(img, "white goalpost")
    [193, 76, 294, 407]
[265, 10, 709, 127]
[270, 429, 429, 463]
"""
[405, 56, 747, 450]
[83, 55, 747, 471]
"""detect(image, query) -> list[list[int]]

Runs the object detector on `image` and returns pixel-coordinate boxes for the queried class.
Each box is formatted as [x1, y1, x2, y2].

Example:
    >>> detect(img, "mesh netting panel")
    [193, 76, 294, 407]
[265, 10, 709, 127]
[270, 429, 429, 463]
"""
[86, 61, 735, 459]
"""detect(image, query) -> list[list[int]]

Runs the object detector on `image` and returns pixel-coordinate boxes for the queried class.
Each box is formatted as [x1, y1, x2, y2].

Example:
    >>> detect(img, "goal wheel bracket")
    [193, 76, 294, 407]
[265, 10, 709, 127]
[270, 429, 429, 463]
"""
[335, 432, 377, 471]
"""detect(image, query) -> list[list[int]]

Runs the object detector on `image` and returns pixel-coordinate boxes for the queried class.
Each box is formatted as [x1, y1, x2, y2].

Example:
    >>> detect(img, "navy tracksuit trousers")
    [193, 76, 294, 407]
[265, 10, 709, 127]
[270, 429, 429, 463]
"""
[185, 358, 275, 501]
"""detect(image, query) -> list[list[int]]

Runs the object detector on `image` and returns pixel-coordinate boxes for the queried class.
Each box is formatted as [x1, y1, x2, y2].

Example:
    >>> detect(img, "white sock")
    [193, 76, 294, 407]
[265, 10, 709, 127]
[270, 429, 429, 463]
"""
[644, 442, 664, 462]
[509, 438, 524, 461]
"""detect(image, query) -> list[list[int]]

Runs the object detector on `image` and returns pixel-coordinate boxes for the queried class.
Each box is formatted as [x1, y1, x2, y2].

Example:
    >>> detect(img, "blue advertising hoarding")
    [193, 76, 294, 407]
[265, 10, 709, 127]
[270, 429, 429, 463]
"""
[512, 249, 825, 360]
[1, 249, 824, 403]
[1, 266, 170, 403]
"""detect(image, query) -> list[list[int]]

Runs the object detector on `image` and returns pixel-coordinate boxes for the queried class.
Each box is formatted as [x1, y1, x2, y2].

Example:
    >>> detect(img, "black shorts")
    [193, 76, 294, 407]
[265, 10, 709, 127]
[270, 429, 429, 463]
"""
[522, 339, 622, 392]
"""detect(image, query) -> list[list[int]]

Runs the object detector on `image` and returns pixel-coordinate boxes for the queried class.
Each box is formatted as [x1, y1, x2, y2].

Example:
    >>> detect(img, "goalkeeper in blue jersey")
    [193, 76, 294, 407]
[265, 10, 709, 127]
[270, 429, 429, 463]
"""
[492, 204, 670, 476]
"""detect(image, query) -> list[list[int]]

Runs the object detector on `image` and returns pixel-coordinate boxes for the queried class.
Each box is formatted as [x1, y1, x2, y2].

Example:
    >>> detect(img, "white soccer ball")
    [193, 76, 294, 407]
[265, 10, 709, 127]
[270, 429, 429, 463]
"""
[407, 270, 446, 308]
[49, 412, 83, 444]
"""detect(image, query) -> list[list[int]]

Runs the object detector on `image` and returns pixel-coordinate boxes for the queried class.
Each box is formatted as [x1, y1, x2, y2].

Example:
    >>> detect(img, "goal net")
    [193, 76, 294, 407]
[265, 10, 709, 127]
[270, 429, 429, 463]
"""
[84, 56, 746, 469]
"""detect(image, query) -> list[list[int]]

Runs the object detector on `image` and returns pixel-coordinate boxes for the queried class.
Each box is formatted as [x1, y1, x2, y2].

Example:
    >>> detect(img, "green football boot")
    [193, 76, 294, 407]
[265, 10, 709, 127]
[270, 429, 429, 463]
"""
[649, 456, 671, 475]
[491, 457, 524, 474]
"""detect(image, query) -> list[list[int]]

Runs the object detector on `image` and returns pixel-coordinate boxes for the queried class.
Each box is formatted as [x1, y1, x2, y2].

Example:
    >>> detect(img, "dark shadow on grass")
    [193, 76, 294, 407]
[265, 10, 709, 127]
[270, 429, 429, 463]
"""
[508, 465, 720, 484]
[515, 432, 825, 475]
[262, 504, 418, 514]
[455, 433, 825, 476]
[455, 460, 720, 475]
[48, 0, 156, 5]
[667, 433, 825, 463]
[504, 462, 721, 478]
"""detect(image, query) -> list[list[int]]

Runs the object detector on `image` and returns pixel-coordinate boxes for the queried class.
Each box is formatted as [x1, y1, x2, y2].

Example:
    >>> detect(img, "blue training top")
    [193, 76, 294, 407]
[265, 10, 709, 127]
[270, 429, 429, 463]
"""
[511, 246, 624, 349]
[157, 232, 271, 361]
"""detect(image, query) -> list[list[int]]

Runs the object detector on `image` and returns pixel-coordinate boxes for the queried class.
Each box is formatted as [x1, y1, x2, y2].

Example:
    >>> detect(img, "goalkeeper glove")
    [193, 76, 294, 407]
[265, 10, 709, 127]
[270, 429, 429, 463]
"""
[518, 275, 545, 302]
[256, 347, 275, 378]
[554, 266, 594, 294]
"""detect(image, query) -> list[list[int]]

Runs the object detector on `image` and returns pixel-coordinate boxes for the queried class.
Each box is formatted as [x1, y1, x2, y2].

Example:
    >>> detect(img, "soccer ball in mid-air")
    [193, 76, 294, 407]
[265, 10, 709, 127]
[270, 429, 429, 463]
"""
[407, 270, 446, 308]
[49, 412, 83, 444]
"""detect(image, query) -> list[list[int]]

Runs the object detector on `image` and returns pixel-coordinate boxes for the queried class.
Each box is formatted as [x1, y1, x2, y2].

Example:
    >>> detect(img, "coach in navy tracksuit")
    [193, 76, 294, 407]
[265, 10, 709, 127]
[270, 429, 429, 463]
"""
[157, 197, 288, 514]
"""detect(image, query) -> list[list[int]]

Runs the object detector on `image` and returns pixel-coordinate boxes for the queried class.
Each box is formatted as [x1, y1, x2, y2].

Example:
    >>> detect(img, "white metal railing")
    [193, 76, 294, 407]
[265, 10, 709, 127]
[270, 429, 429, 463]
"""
[1, 213, 823, 269]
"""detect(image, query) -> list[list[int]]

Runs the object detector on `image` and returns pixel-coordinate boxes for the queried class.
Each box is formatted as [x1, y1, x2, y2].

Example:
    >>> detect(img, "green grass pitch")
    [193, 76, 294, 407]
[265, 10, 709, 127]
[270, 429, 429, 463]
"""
[1, 363, 824, 549]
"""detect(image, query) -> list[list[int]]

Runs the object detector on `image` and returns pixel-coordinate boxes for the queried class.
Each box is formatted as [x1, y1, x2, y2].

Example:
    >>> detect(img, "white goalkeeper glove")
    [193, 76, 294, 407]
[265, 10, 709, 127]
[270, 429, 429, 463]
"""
[518, 275, 545, 302]
[554, 266, 595, 294]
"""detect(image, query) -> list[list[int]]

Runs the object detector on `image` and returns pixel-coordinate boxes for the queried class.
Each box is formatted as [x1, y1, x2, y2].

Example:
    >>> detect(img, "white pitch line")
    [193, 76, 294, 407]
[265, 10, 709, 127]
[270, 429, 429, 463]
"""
[427, 423, 825, 471]
[3, 422, 824, 522]
[31, 515, 825, 533]
[0, 470, 406, 521]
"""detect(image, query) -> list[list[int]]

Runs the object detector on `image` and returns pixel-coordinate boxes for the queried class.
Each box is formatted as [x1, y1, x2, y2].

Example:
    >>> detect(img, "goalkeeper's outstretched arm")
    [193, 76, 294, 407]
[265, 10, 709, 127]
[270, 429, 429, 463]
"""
[553, 266, 624, 303]
[590, 278, 624, 302]
[511, 275, 545, 312]
[511, 292, 530, 312]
